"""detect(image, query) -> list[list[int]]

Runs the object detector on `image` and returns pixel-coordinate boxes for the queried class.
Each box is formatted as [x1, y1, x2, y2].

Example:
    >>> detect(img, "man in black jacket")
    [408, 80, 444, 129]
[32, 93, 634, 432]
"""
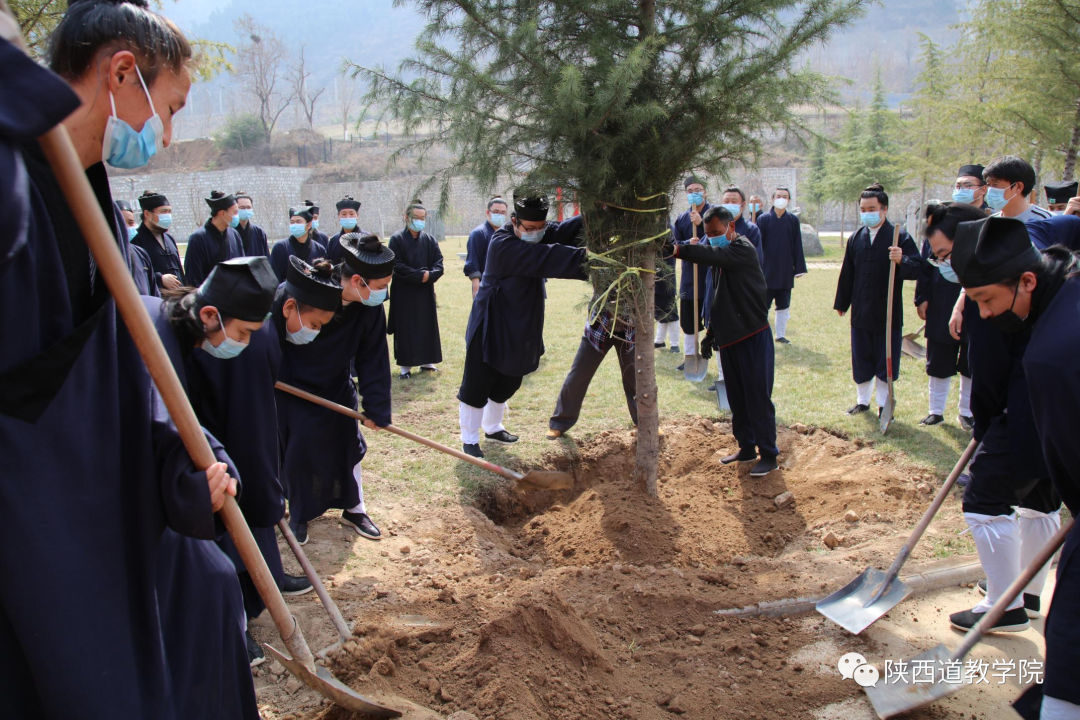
[674, 206, 779, 477]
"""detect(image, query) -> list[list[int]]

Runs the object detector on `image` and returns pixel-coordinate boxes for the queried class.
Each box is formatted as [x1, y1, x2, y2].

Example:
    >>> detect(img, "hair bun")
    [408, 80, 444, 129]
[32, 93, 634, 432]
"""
[210, 190, 225, 199]
[311, 259, 334, 279]
[865, 182, 885, 192]
[69, 0, 150, 7]
[359, 234, 383, 252]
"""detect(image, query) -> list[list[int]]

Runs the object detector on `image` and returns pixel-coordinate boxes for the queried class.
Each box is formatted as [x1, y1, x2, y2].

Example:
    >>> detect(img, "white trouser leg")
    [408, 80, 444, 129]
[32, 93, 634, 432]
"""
[399, 365, 411, 375]
[1017, 507, 1062, 598]
[481, 400, 507, 434]
[1041, 695, 1080, 720]
[856, 380, 873, 406]
[958, 374, 973, 417]
[347, 462, 366, 514]
[683, 333, 697, 356]
[459, 401, 484, 444]
[928, 375, 951, 416]
[875, 378, 890, 409]
[775, 307, 791, 339]
[421, 363, 438, 369]
[666, 321, 680, 347]
[654, 322, 665, 344]
[965, 511, 1024, 612]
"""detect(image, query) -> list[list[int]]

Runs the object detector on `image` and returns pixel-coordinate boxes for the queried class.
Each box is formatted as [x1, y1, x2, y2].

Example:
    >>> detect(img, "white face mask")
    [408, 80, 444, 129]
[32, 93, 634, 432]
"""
[773, 197, 789, 210]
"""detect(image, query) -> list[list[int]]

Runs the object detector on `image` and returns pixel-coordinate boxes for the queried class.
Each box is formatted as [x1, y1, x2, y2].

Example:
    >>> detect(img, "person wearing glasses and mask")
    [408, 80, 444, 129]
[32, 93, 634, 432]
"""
[133, 190, 184, 290]
[951, 163, 989, 210]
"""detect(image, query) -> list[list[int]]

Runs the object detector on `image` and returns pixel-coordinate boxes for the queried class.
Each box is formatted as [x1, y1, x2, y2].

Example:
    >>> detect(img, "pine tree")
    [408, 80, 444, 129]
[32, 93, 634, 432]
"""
[903, 34, 960, 211]
[352, 0, 863, 494]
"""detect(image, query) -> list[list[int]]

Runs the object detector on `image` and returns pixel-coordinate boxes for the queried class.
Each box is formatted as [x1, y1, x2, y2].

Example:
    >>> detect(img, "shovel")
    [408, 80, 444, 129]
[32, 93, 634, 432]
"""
[816, 438, 977, 634]
[901, 324, 926, 360]
[19, 44, 403, 717]
[714, 379, 730, 412]
[275, 382, 573, 491]
[277, 519, 352, 656]
[683, 217, 709, 383]
[865, 516, 1074, 719]
[880, 225, 901, 434]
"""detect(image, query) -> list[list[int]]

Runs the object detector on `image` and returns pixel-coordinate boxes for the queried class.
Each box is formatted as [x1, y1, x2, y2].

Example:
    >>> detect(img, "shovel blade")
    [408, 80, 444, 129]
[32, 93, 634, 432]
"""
[901, 336, 926, 360]
[518, 469, 574, 491]
[879, 394, 895, 434]
[864, 644, 960, 718]
[683, 353, 709, 382]
[715, 381, 730, 412]
[263, 644, 402, 717]
[815, 568, 911, 635]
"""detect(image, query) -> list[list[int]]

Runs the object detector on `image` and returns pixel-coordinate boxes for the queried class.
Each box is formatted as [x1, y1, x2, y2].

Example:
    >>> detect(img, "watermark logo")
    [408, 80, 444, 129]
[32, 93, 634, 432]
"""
[837, 652, 879, 688]
[837, 653, 1044, 687]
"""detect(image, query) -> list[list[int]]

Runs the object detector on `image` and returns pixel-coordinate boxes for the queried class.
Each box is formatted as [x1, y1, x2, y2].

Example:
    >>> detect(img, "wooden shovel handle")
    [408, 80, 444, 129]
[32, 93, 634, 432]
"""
[278, 520, 351, 642]
[884, 225, 900, 380]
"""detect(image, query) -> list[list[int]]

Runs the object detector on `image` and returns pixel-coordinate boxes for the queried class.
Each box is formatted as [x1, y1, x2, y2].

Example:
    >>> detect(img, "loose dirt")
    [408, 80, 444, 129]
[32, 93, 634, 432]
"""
[252, 419, 991, 720]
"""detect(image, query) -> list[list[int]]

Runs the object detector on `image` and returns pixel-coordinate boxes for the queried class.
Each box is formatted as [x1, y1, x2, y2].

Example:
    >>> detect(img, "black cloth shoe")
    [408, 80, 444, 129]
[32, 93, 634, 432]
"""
[920, 414, 945, 426]
[280, 573, 313, 596]
[775, 336, 791, 344]
[463, 442, 484, 458]
[246, 630, 265, 667]
[721, 448, 757, 464]
[420, 366, 438, 373]
[485, 429, 519, 444]
[290, 520, 308, 546]
[654, 342, 665, 348]
[959, 414, 975, 432]
[749, 455, 779, 477]
[846, 403, 870, 415]
[976, 580, 1041, 618]
[398, 371, 411, 379]
[343, 510, 381, 541]
[949, 607, 1029, 633]
[676, 362, 685, 371]
[669, 346, 680, 353]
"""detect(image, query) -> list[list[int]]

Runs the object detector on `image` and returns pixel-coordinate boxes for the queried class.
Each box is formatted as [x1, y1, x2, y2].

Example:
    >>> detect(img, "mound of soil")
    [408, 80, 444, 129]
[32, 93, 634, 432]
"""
[254, 419, 969, 720]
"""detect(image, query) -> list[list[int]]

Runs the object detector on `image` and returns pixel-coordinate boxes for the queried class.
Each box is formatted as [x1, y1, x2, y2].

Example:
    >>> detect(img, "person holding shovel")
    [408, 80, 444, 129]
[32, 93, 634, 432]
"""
[672, 175, 711, 367]
[833, 183, 921, 416]
[952, 216, 1080, 718]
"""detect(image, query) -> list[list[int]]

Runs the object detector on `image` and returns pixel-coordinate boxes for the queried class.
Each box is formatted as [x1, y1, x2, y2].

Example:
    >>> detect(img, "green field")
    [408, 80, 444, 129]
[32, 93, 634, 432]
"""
[358, 235, 969, 509]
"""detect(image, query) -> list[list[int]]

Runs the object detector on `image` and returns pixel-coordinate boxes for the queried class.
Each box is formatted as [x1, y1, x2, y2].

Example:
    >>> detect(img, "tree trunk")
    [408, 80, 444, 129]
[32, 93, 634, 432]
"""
[1064, 97, 1080, 182]
[839, 203, 846, 248]
[632, 245, 659, 496]
[1032, 147, 1045, 207]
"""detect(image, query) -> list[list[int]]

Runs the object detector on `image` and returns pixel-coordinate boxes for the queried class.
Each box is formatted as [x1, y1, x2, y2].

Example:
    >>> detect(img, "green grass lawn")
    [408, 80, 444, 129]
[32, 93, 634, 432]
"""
[361, 235, 969, 510]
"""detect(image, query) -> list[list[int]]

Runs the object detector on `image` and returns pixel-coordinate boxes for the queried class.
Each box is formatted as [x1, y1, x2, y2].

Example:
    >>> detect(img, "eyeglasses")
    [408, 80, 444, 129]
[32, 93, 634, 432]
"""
[954, 182, 983, 190]
[927, 251, 952, 268]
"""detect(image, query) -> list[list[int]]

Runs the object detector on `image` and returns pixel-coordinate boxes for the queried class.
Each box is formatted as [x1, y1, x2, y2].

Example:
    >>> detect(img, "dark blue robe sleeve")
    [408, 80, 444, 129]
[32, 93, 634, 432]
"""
[488, 234, 588, 280]
[914, 240, 933, 306]
[389, 232, 429, 284]
[791, 220, 808, 276]
[898, 231, 922, 280]
[427, 236, 444, 282]
[833, 233, 857, 313]
[353, 307, 392, 427]
[464, 226, 487, 278]
[183, 231, 210, 287]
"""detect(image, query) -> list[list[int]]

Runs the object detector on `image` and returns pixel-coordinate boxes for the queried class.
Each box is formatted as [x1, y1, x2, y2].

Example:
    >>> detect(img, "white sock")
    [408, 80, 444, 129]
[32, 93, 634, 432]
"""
[775, 307, 790, 338]
[1017, 507, 1062, 598]
[481, 400, 507, 434]
[683, 333, 697, 356]
[875, 379, 890, 409]
[1041, 695, 1080, 720]
[965, 511, 1024, 612]
[958, 374, 972, 417]
[856, 380, 873, 406]
[347, 462, 366, 514]
[459, 401, 484, 444]
[399, 366, 411, 376]
[928, 376, 951, 416]
[666, 321, 680, 347]
[654, 322, 665, 344]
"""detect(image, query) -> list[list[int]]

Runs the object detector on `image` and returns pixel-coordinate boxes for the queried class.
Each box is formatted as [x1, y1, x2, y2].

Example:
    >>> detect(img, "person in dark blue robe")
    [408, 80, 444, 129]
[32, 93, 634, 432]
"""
[269, 204, 328, 282]
[833, 183, 921, 415]
[913, 203, 985, 427]
[941, 217, 1062, 633]
[279, 234, 393, 543]
[0, 14, 238, 717]
[388, 200, 444, 377]
[132, 190, 184, 289]
[304, 200, 331, 248]
[143, 256, 278, 715]
[952, 218, 1080, 716]
[465, 196, 508, 299]
[184, 190, 244, 286]
[675, 206, 779, 477]
[458, 189, 587, 457]
[755, 186, 807, 343]
[671, 175, 710, 362]
[118, 200, 159, 297]
[234, 191, 269, 257]
[326, 195, 369, 264]
[1026, 213, 1080, 251]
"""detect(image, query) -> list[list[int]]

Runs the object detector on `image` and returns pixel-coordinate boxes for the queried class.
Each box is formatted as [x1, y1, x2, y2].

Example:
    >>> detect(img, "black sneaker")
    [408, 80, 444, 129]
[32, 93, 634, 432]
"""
[846, 403, 870, 415]
[721, 448, 757, 464]
[749, 455, 779, 477]
[776, 337, 791, 344]
[920, 414, 945, 426]
[654, 342, 665, 348]
[246, 629, 265, 667]
[485, 429, 519, 444]
[976, 580, 1041, 618]
[290, 520, 308, 546]
[959, 415, 975, 432]
[949, 607, 1030, 633]
[463, 443, 484, 458]
[343, 510, 381, 541]
[280, 573, 313, 596]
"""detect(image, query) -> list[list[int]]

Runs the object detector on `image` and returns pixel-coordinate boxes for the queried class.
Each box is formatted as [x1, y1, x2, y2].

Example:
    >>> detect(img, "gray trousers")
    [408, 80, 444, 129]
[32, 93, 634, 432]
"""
[549, 331, 637, 431]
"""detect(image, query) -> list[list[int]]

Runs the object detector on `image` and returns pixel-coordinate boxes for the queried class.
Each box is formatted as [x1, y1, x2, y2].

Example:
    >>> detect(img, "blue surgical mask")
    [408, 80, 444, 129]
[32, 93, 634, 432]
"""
[750, 203, 761, 213]
[228, 214, 240, 229]
[937, 260, 959, 284]
[490, 213, 506, 227]
[238, 208, 254, 222]
[721, 203, 742, 217]
[340, 217, 358, 231]
[201, 321, 248, 359]
[286, 320, 321, 345]
[409, 218, 426, 233]
[360, 278, 387, 306]
[985, 186, 1011, 211]
[102, 66, 164, 169]
[707, 234, 731, 248]
[289, 223, 306, 239]
[156, 212, 172, 230]
[520, 228, 545, 243]
[687, 192, 704, 207]
[312, 219, 320, 230]
[860, 211, 881, 227]
[127, 225, 139, 241]
[951, 188, 975, 205]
